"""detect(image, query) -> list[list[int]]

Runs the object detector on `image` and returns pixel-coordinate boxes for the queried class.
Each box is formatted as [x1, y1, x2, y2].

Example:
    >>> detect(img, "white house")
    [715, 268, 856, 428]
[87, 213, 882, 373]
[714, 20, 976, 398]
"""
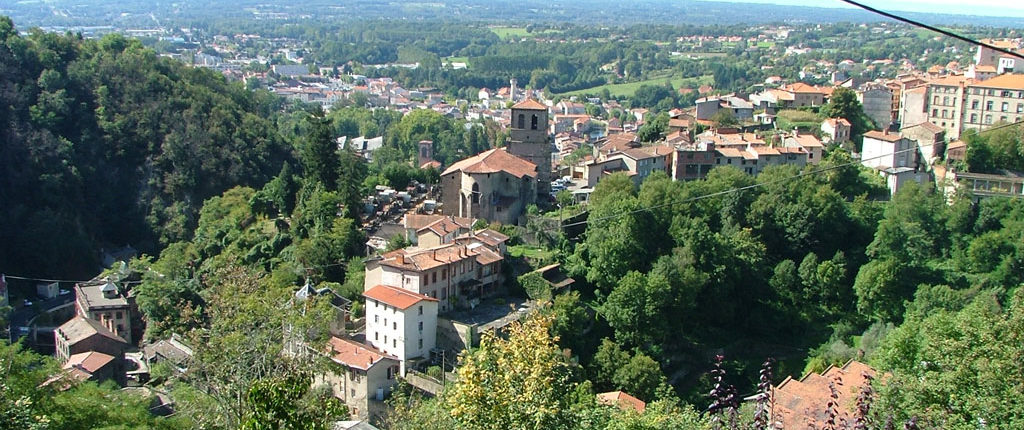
[363, 285, 438, 375]
[861, 130, 916, 170]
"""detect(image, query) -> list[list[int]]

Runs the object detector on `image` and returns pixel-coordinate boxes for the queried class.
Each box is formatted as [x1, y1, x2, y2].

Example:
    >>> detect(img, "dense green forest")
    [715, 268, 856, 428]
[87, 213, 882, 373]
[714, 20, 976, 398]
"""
[0, 17, 292, 277]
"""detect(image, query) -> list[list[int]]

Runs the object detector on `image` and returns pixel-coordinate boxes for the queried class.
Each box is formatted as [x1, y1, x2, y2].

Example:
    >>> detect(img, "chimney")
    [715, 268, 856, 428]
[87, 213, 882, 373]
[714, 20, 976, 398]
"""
[793, 127, 799, 137]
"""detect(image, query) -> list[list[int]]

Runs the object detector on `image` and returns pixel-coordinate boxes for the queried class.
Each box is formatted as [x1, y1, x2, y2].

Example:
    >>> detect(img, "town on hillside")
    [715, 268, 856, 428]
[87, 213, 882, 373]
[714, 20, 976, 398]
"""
[3, 4, 1024, 429]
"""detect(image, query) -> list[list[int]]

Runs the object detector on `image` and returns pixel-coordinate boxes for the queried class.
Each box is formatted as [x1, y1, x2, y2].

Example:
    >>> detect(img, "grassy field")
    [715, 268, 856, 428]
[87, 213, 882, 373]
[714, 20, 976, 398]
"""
[776, 109, 822, 131]
[507, 244, 556, 260]
[489, 26, 562, 40]
[558, 74, 713, 98]
[443, 56, 469, 67]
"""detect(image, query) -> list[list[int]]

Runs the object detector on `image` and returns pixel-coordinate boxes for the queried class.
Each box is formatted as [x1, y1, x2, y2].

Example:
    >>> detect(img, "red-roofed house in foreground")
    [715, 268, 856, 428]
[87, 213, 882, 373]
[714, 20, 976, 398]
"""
[321, 336, 400, 420]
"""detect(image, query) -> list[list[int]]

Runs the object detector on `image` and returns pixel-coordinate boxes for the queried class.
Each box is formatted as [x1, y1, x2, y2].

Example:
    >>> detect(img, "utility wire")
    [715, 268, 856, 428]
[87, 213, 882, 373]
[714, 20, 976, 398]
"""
[837, 0, 1024, 62]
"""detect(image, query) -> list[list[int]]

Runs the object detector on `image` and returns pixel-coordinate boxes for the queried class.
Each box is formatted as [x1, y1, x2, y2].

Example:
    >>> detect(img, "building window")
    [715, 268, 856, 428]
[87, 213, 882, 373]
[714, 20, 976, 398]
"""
[471, 183, 479, 204]
[1018, 103, 1023, 113]
[517, 114, 525, 129]
[942, 96, 949, 105]
[985, 115, 993, 124]
[418, 321, 423, 331]
[418, 338, 423, 349]
[441, 269, 446, 280]
[393, 339, 397, 348]
[932, 95, 939, 104]
[531, 114, 538, 130]
[987, 101, 994, 110]
[942, 109, 948, 118]
[970, 113, 978, 123]
[375, 332, 379, 341]
[1002, 102, 1009, 112]
[374, 315, 379, 323]
[972, 100, 979, 109]
[432, 272, 437, 283]
[932, 108, 938, 117]
[393, 322, 397, 330]
[419, 305, 423, 315]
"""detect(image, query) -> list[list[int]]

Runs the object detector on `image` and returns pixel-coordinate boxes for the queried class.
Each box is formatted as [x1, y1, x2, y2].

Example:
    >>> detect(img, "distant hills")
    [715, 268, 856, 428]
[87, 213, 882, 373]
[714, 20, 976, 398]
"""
[4, 0, 1024, 29]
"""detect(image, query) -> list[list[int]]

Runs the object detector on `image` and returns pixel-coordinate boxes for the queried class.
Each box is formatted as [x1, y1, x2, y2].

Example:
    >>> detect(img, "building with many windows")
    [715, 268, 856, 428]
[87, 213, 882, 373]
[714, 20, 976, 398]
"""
[363, 285, 438, 375]
[962, 74, 1024, 134]
[924, 75, 971, 139]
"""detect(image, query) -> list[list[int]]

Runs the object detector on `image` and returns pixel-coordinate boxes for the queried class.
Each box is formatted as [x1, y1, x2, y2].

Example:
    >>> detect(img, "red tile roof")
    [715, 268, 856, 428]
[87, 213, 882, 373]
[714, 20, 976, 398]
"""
[326, 337, 396, 371]
[772, 360, 879, 430]
[597, 391, 646, 413]
[512, 98, 548, 110]
[63, 351, 115, 375]
[864, 130, 906, 142]
[441, 148, 537, 178]
[972, 73, 1024, 90]
[364, 285, 437, 311]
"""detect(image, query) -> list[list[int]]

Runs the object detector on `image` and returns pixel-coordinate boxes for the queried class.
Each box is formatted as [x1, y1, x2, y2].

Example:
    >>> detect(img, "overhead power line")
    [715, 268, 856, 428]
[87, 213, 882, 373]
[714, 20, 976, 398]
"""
[836, 0, 1024, 62]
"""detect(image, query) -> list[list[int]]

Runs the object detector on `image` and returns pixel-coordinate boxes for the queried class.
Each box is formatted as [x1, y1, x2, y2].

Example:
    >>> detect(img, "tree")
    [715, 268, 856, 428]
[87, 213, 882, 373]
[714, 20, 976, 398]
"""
[446, 314, 578, 430]
[820, 86, 873, 136]
[240, 373, 347, 430]
[710, 109, 738, 127]
[873, 288, 1024, 428]
[299, 113, 340, 189]
[637, 113, 669, 142]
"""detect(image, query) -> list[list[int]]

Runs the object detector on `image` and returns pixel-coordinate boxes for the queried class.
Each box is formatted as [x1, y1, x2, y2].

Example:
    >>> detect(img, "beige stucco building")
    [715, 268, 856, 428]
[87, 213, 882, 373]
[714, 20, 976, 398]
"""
[321, 336, 400, 421]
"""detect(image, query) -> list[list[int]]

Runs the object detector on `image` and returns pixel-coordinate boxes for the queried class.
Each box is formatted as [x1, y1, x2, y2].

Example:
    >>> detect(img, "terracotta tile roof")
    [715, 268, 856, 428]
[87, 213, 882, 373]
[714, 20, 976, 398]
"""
[512, 98, 548, 110]
[750, 146, 780, 156]
[789, 134, 824, 148]
[378, 240, 504, 272]
[420, 160, 442, 169]
[364, 285, 437, 311]
[972, 73, 1024, 90]
[974, 65, 998, 73]
[599, 133, 640, 154]
[783, 82, 826, 94]
[63, 351, 115, 375]
[457, 229, 509, 248]
[902, 121, 944, 134]
[947, 139, 967, 150]
[771, 360, 879, 430]
[716, 147, 744, 158]
[597, 391, 646, 413]
[441, 148, 537, 178]
[864, 130, 907, 142]
[825, 117, 851, 127]
[418, 216, 473, 237]
[326, 337, 396, 371]
[57, 316, 127, 345]
[621, 145, 674, 160]
[405, 214, 473, 231]
[776, 146, 806, 154]
[929, 74, 971, 87]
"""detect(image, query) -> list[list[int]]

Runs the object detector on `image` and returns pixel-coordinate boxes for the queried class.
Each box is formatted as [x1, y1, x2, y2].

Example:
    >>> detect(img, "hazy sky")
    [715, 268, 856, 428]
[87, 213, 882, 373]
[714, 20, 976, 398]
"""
[702, 0, 1024, 19]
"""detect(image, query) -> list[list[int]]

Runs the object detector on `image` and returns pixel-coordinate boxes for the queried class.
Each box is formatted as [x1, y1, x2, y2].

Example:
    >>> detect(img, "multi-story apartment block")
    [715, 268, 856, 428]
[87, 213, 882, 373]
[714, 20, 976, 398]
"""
[962, 74, 1024, 134]
[364, 240, 504, 314]
[363, 285, 438, 375]
[923, 75, 971, 139]
[75, 281, 134, 344]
